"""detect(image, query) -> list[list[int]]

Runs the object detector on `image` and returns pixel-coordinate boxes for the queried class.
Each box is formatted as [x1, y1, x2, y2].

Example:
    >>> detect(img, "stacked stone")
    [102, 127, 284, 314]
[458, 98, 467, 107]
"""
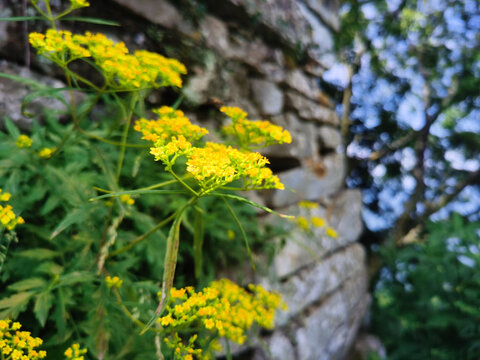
[0, 0, 369, 358]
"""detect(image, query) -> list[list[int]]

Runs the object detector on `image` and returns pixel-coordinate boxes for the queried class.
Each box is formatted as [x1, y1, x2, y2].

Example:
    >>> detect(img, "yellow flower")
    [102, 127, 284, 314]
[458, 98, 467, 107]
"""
[64, 343, 87, 360]
[16, 135, 33, 148]
[186, 142, 284, 191]
[227, 229, 235, 240]
[0, 320, 46, 359]
[0, 190, 24, 231]
[326, 227, 338, 238]
[311, 216, 325, 227]
[296, 216, 309, 230]
[299, 200, 319, 209]
[38, 147, 56, 159]
[105, 275, 123, 289]
[120, 194, 135, 205]
[221, 106, 292, 148]
[29, 30, 186, 90]
[70, 0, 90, 8]
[158, 278, 285, 349]
[170, 288, 186, 298]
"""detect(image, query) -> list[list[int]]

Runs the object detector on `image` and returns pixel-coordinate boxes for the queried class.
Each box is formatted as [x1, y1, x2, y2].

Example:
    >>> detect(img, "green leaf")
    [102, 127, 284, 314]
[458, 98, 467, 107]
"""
[0, 72, 48, 89]
[8, 278, 46, 291]
[193, 207, 205, 279]
[35, 262, 64, 276]
[209, 192, 294, 218]
[16, 248, 59, 260]
[3, 117, 20, 139]
[141, 208, 187, 335]
[0, 291, 34, 310]
[0, 16, 44, 21]
[21, 87, 72, 118]
[222, 198, 255, 271]
[90, 189, 188, 202]
[61, 16, 121, 26]
[50, 206, 93, 239]
[34, 292, 53, 327]
[57, 271, 95, 287]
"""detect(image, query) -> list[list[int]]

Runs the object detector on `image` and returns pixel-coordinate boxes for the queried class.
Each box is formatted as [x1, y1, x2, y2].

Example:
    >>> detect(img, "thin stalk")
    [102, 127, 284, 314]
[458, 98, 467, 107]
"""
[226, 339, 232, 360]
[116, 94, 139, 181]
[30, 1, 49, 19]
[167, 169, 198, 197]
[141, 196, 198, 335]
[106, 212, 177, 259]
[112, 287, 147, 329]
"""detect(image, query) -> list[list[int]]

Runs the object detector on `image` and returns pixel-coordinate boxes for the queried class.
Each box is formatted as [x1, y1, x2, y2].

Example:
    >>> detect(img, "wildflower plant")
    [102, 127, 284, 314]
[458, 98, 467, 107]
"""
[0, 0, 294, 358]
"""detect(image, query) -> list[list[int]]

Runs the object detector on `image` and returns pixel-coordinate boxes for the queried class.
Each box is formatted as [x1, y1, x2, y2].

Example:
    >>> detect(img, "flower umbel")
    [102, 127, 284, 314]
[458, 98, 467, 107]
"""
[105, 276, 123, 289]
[221, 106, 292, 149]
[186, 142, 284, 191]
[0, 320, 46, 359]
[0, 189, 24, 231]
[29, 30, 187, 90]
[16, 134, 33, 148]
[157, 279, 286, 346]
[64, 343, 87, 360]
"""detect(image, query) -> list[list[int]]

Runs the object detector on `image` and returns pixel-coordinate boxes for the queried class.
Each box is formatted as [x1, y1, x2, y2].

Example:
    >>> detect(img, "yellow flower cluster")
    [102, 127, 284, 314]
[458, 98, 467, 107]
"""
[298, 200, 319, 209]
[186, 142, 284, 191]
[38, 147, 56, 159]
[105, 275, 123, 289]
[29, 31, 187, 89]
[135, 107, 208, 166]
[16, 135, 33, 149]
[69, 0, 90, 8]
[296, 201, 338, 238]
[135, 107, 285, 192]
[0, 320, 46, 360]
[163, 333, 205, 360]
[120, 194, 135, 205]
[221, 106, 292, 148]
[64, 343, 87, 360]
[158, 279, 285, 345]
[142, 107, 209, 143]
[0, 189, 24, 231]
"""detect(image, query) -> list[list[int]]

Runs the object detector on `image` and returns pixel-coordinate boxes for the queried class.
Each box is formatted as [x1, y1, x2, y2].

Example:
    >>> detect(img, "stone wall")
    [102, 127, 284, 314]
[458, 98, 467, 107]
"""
[0, 1, 369, 359]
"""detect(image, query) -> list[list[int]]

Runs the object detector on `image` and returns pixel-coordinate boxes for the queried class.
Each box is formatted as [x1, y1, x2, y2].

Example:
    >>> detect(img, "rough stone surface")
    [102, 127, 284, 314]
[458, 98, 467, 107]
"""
[304, 0, 341, 31]
[251, 79, 284, 115]
[319, 126, 343, 150]
[270, 190, 363, 278]
[286, 91, 340, 125]
[0, 62, 68, 128]
[274, 244, 366, 320]
[268, 332, 296, 360]
[285, 69, 321, 100]
[271, 152, 346, 208]
[328, 190, 364, 246]
[228, 0, 314, 50]
[112, 0, 182, 29]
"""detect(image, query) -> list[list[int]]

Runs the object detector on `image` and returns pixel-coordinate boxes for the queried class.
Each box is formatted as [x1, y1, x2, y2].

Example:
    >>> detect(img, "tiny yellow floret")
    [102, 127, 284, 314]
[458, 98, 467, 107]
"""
[16, 135, 33, 148]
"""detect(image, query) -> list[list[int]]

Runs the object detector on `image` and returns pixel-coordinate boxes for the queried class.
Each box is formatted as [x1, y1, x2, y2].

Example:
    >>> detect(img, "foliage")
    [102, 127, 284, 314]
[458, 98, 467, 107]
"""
[0, 0, 291, 358]
[372, 214, 480, 359]
[332, 0, 480, 242]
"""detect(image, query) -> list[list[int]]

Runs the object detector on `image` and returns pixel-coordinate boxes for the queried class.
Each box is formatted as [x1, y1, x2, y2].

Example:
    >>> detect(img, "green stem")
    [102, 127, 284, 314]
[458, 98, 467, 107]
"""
[30, 1, 48, 19]
[43, 0, 56, 29]
[167, 169, 198, 197]
[226, 339, 232, 360]
[116, 94, 139, 181]
[106, 211, 177, 259]
[141, 196, 198, 335]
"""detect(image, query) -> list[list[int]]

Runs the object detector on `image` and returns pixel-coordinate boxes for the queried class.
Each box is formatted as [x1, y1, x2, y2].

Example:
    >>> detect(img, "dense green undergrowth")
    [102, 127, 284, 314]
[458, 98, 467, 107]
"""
[372, 214, 480, 360]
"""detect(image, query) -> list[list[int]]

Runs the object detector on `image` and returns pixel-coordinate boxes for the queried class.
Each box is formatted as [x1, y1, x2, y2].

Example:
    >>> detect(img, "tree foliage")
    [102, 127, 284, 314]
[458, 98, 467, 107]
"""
[333, 0, 480, 242]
